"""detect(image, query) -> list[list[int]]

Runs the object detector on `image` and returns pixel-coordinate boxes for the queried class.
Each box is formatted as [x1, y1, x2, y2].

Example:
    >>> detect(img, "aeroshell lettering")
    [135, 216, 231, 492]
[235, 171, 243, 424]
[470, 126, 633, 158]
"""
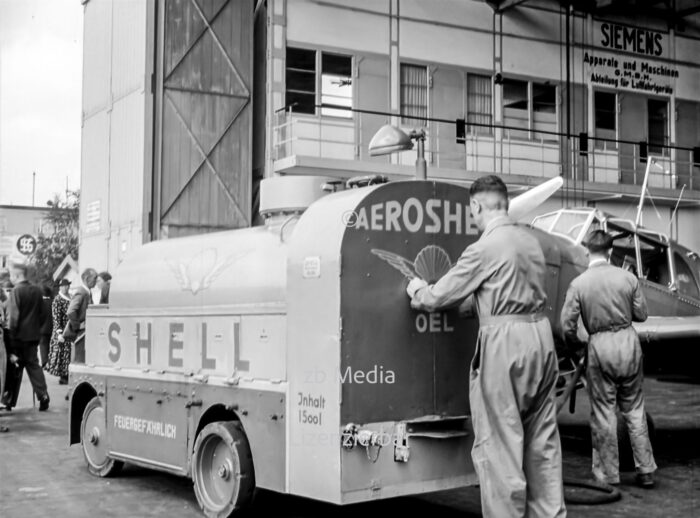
[352, 198, 478, 235]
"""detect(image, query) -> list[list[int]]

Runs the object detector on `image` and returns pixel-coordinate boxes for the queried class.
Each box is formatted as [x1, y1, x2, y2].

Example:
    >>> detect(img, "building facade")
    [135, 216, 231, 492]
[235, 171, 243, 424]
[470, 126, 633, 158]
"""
[78, 0, 700, 270]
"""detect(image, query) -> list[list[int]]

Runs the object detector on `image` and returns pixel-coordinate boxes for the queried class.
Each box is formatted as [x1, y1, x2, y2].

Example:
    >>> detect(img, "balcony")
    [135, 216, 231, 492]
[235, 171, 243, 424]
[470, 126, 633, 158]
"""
[273, 108, 699, 193]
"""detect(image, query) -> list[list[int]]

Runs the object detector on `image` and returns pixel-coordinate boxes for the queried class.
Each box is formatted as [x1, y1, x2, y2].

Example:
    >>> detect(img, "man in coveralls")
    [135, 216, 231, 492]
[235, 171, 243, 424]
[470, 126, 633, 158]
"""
[560, 230, 656, 488]
[407, 175, 566, 517]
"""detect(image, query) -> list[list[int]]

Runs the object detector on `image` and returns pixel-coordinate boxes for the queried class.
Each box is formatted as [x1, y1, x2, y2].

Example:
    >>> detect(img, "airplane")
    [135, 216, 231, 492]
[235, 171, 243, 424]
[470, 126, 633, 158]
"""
[529, 204, 700, 377]
[517, 165, 700, 379]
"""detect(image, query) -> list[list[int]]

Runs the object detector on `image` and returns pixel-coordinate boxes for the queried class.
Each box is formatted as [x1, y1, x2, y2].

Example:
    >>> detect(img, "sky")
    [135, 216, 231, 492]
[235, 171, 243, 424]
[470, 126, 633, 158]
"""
[0, 0, 83, 206]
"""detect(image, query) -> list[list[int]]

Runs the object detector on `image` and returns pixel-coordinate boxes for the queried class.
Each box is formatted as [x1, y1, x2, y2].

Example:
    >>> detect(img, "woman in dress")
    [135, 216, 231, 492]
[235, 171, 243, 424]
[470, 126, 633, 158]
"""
[45, 279, 72, 384]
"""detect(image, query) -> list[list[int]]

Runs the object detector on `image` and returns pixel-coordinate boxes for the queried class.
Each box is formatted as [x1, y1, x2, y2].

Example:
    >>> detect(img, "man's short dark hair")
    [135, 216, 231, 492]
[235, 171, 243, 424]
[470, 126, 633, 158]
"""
[98, 271, 112, 282]
[469, 175, 508, 199]
[584, 229, 613, 254]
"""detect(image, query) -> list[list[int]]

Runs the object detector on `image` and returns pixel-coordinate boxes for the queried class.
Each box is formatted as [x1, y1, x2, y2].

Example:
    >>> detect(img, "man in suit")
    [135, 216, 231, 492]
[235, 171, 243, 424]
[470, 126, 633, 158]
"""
[7, 263, 50, 411]
[67, 268, 97, 364]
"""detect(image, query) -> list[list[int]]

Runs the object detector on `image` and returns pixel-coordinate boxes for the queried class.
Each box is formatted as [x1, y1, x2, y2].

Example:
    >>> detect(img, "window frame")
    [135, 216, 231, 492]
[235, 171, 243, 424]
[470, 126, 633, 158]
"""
[285, 46, 354, 119]
[647, 98, 669, 155]
[594, 90, 618, 150]
[466, 73, 493, 136]
[501, 77, 558, 141]
[399, 62, 429, 126]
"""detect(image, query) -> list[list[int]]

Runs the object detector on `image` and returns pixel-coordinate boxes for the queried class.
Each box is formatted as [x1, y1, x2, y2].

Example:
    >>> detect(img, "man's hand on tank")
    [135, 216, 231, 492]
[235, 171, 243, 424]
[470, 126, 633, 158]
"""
[406, 278, 428, 298]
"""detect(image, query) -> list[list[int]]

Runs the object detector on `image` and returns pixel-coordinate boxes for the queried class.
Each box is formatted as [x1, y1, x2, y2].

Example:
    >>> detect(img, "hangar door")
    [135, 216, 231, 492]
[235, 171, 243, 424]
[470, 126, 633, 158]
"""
[153, 0, 253, 239]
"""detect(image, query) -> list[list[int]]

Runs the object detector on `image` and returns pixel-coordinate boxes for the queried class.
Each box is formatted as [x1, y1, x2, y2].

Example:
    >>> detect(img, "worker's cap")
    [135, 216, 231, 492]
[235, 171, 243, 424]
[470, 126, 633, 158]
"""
[58, 278, 71, 287]
[584, 229, 613, 253]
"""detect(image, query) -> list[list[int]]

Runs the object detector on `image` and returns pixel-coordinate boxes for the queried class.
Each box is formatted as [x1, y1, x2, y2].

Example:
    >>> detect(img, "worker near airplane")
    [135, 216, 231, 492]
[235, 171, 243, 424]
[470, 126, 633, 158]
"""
[560, 229, 656, 488]
[406, 175, 566, 518]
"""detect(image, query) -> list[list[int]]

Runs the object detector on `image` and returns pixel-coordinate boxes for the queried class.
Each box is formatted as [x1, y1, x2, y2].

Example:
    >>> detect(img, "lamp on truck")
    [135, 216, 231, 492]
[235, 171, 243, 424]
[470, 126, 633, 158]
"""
[369, 124, 427, 180]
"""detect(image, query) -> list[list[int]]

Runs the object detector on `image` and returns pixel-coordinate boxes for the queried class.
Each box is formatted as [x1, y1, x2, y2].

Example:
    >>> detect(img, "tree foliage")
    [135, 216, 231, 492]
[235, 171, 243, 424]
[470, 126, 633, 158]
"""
[30, 190, 80, 287]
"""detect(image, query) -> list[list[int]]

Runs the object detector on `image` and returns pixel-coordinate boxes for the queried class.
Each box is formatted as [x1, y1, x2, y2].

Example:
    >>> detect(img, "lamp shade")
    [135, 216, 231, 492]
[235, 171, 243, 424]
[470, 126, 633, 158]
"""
[368, 124, 414, 156]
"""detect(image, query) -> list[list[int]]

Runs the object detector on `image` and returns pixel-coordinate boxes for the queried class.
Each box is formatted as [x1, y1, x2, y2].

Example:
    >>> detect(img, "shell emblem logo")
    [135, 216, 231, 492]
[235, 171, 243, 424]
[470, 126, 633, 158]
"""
[371, 245, 453, 284]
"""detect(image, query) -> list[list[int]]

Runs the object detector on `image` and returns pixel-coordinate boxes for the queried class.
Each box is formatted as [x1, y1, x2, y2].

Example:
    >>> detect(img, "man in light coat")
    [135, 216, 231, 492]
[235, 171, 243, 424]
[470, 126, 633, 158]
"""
[67, 268, 97, 364]
[560, 230, 656, 488]
[407, 175, 566, 518]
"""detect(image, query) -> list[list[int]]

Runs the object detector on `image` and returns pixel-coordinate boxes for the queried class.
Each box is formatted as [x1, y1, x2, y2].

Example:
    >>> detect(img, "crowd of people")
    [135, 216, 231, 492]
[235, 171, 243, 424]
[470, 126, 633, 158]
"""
[0, 265, 111, 433]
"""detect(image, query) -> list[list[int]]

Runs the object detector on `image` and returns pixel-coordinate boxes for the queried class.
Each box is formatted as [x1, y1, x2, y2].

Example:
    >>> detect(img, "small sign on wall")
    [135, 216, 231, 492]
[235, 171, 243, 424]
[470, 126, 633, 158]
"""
[85, 200, 101, 234]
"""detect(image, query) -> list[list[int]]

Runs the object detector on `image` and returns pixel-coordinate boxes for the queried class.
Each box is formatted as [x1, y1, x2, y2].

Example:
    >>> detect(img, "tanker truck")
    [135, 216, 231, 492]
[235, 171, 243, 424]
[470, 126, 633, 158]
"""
[68, 175, 567, 517]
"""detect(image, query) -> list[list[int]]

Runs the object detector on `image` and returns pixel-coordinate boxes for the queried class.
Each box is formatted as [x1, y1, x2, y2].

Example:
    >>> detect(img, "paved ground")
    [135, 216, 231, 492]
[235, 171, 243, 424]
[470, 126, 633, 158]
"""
[0, 372, 698, 517]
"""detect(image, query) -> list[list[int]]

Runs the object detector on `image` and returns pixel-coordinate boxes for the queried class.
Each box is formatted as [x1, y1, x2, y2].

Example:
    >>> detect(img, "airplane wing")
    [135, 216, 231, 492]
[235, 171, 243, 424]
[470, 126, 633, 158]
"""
[633, 316, 700, 343]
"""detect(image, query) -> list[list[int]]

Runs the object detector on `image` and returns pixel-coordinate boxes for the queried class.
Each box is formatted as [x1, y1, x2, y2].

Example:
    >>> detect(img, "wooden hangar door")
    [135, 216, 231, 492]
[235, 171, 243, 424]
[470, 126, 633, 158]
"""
[152, 0, 253, 240]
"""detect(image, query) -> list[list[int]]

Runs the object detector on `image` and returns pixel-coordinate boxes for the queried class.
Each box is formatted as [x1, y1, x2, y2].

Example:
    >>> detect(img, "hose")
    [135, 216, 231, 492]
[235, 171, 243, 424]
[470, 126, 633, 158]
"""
[564, 477, 622, 505]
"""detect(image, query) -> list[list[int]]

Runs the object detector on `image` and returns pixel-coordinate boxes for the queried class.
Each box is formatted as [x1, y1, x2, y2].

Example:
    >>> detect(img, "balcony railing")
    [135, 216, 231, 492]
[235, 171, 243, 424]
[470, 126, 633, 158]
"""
[273, 106, 698, 191]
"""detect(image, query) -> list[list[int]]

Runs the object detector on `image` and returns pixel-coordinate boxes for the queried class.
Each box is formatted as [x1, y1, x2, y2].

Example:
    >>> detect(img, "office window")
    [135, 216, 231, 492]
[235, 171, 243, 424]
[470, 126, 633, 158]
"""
[400, 64, 428, 125]
[321, 53, 352, 118]
[286, 48, 353, 117]
[648, 99, 668, 155]
[595, 91, 617, 149]
[503, 79, 558, 140]
[285, 47, 316, 114]
[467, 74, 492, 135]
[532, 83, 556, 137]
[503, 79, 528, 133]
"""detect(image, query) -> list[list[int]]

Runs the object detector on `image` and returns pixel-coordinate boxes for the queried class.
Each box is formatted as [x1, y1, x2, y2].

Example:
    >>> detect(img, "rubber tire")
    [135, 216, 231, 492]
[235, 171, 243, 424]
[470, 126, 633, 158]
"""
[192, 421, 255, 518]
[81, 397, 124, 477]
[617, 411, 655, 471]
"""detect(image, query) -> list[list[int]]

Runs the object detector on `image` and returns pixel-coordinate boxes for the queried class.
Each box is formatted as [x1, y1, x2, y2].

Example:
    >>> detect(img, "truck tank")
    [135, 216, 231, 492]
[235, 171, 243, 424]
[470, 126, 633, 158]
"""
[81, 175, 481, 505]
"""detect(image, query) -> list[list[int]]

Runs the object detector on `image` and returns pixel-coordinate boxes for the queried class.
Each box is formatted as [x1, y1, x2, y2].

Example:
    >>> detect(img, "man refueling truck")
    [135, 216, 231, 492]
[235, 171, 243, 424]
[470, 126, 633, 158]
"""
[68, 175, 569, 517]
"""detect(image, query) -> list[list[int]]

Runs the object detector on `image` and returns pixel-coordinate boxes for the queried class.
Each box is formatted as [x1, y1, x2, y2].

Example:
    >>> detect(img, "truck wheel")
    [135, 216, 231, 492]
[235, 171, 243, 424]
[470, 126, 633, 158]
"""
[192, 421, 255, 517]
[81, 397, 123, 477]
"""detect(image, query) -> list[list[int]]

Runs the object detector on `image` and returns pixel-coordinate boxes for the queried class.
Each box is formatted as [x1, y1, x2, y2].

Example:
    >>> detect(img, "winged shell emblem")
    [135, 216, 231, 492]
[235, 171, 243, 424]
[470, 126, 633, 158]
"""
[167, 248, 247, 295]
[371, 245, 453, 283]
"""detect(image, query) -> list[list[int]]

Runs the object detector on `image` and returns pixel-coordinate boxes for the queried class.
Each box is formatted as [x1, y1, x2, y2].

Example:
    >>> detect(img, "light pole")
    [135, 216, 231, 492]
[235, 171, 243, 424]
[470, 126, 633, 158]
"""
[32, 171, 36, 206]
[368, 124, 427, 180]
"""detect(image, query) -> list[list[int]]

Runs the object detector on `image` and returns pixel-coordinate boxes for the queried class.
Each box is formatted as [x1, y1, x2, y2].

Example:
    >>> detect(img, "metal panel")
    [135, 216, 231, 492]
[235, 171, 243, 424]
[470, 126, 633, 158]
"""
[155, 0, 254, 238]
[108, 384, 190, 473]
[80, 111, 111, 244]
[111, 0, 148, 100]
[109, 93, 146, 229]
[82, 0, 113, 119]
[339, 182, 477, 424]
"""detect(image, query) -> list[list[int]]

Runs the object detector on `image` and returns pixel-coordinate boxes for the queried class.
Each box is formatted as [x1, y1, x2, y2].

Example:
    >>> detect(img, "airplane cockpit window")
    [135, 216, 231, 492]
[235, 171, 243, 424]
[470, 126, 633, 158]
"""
[674, 252, 700, 299]
[547, 210, 592, 242]
[638, 238, 671, 287]
[531, 213, 558, 232]
[610, 234, 638, 276]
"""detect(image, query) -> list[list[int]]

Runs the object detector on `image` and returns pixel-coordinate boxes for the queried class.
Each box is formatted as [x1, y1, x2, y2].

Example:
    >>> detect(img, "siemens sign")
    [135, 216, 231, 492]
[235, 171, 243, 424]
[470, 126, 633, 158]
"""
[600, 22, 664, 57]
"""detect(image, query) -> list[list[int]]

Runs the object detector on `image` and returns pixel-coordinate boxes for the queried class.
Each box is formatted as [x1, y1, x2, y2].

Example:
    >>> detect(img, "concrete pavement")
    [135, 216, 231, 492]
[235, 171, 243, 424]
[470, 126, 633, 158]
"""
[0, 371, 698, 517]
